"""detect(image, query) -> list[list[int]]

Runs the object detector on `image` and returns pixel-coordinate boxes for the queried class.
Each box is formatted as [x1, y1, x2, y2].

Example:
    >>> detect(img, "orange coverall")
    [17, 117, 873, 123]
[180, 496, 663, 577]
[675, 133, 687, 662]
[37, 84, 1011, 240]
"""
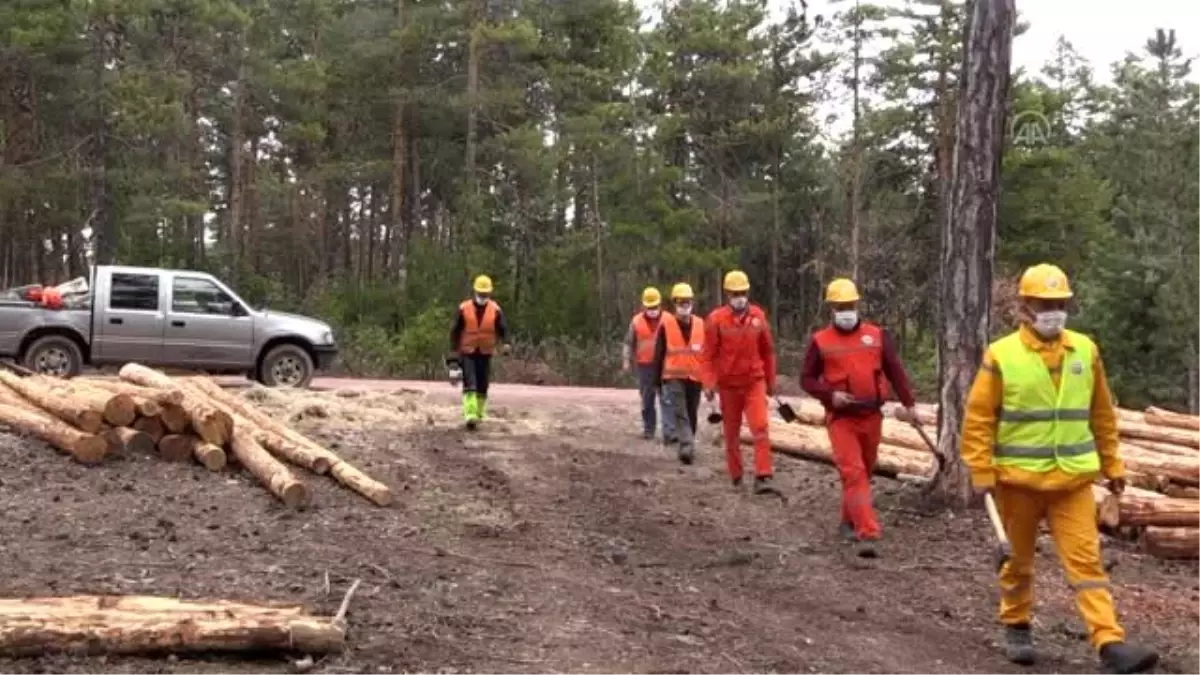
[800, 322, 915, 540]
[701, 304, 777, 482]
[961, 325, 1127, 648]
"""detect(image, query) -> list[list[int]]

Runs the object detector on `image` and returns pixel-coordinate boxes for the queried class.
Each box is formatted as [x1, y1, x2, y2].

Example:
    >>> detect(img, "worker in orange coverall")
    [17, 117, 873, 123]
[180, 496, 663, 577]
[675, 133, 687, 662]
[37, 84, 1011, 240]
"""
[700, 270, 778, 495]
[800, 278, 917, 558]
[961, 263, 1156, 674]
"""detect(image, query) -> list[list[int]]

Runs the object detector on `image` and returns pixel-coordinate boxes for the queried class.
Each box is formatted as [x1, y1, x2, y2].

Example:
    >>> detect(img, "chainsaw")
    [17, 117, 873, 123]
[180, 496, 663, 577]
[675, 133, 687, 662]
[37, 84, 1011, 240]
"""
[444, 355, 463, 387]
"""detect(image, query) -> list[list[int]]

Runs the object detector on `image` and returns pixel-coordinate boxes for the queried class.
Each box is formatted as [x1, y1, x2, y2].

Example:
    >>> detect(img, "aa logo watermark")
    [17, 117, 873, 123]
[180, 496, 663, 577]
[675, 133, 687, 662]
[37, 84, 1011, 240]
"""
[1010, 110, 1051, 147]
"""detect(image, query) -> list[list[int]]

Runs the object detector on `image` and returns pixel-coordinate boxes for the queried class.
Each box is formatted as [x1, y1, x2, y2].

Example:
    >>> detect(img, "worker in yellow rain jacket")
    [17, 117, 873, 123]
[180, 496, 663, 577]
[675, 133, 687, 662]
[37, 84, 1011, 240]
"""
[961, 264, 1157, 674]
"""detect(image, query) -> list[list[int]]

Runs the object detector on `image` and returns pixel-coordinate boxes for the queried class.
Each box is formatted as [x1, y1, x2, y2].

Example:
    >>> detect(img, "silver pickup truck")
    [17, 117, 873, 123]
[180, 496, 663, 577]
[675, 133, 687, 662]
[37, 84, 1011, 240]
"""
[0, 265, 338, 388]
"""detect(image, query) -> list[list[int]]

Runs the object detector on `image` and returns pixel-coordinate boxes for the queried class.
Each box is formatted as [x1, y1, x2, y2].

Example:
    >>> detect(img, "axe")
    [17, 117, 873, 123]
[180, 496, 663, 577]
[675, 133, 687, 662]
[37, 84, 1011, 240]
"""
[983, 492, 1013, 572]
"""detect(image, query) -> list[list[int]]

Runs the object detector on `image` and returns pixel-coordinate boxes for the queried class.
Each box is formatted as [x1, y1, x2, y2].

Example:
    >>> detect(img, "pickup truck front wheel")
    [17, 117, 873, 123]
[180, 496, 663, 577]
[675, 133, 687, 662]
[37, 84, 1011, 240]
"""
[23, 335, 83, 378]
[257, 344, 314, 389]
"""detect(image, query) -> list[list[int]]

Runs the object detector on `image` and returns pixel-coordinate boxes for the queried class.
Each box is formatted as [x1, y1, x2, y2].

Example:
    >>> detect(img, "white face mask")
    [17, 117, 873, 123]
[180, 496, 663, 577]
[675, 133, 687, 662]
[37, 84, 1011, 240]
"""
[676, 304, 693, 318]
[729, 296, 748, 311]
[645, 309, 660, 319]
[1032, 310, 1067, 338]
[474, 295, 489, 306]
[833, 310, 858, 331]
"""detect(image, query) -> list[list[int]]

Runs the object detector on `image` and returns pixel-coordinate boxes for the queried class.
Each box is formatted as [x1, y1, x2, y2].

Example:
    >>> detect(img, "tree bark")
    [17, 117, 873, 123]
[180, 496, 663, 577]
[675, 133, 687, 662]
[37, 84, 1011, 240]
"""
[932, 0, 1015, 506]
[40, 378, 136, 427]
[1144, 406, 1200, 432]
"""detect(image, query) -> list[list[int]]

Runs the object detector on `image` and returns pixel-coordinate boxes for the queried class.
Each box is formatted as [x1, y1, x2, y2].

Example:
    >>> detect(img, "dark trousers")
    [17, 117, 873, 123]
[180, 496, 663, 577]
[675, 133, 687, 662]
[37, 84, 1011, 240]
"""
[462, 353, 492, 397]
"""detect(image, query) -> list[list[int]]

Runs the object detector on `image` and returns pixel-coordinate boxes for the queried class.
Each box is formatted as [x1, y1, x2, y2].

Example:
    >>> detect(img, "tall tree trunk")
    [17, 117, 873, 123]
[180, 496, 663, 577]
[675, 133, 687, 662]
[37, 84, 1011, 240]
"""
[90, 16, 116, 266]
[228, 55, 246, 274]
[769, 151, 781, 330]
[461, 0, 482, 253]
[933, 0, 1015, 505]
[848, 0, 863, 282]
[390, 0, 408, 286]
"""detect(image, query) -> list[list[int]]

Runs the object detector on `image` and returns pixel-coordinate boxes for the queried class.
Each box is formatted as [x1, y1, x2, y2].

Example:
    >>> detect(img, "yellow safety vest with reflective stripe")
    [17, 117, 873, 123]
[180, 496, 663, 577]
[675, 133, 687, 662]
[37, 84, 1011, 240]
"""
[990, 329, 1100, 475]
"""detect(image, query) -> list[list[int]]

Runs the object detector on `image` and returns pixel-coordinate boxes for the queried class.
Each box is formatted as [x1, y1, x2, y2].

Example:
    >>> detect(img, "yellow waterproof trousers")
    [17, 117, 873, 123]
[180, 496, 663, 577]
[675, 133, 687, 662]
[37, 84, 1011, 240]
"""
[995, 482, 1125, 648]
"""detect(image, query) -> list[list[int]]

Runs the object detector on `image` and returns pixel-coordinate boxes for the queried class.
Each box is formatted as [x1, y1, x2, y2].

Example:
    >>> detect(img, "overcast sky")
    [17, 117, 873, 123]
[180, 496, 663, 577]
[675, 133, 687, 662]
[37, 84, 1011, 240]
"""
[800, 0, 1198, 81]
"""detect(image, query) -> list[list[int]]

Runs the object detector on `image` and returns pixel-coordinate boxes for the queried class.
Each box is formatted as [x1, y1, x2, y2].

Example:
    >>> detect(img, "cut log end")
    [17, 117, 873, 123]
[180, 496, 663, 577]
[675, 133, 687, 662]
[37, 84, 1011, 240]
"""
[103, 394, 138, 427]
[189, 438, 227, 472]
[76, 410, 105, 434]
[160, 405, 189, 434]
[74, 435, 109, 464]
[1141, 526, 1200, 560]
[132, 416, 165, 443]
[157, 435, 194, 463]
[278, 481, 311, 510]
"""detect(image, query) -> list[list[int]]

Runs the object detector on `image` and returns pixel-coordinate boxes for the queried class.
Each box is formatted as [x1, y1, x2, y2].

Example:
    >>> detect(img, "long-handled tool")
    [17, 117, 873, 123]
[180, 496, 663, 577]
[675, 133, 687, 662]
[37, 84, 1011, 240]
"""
[983, 492, 1013, 572]
[706, 401, 722, 424]
[908, 419, 947, 476]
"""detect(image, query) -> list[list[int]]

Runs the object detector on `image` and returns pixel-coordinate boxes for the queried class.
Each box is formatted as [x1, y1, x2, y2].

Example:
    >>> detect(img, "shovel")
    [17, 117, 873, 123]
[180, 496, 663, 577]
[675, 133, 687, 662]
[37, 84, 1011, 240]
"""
[983, 492, 1013, 572]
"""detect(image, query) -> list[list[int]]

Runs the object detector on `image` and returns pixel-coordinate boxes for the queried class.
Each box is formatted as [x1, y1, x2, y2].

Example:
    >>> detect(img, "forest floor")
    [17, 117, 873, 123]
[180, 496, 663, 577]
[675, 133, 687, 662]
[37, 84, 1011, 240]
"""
[0, 380, 1196, 674]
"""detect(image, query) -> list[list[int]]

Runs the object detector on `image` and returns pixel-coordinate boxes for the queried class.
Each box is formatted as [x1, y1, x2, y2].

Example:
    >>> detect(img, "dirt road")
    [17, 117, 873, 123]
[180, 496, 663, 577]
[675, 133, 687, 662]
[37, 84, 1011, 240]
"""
[0, 379, 1196, 673]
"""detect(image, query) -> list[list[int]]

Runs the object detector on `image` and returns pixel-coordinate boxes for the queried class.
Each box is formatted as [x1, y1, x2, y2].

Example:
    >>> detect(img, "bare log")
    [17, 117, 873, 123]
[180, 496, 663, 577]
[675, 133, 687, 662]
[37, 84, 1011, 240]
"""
[183, 382, 331, 474]
[1140, 526, 1199, 560]
[103, 427, 156, 456]
[157, 434, 194, 462]
[0, 402, 107, 463]
[159, 403, 190, 433]
[1113, 487, 1199, 528]
[746, 420, 936, 479]
[229, 428, 310, 508]
[0, 370, 104, 432]
[1144, 406, 1200, 432]
[1125, 439, 1198, 458]
[1120, 443, 1199, 487]
[40, 378, 137, 427]
[187, 436, 227, 471]
[0, 595, 343, 656]
[118, 364, 230, 444]
[1165, 485, 1200, 499]
[1119, 419, 1198, 449]
[132, 416, 165, 443]
[189, 377, 391, 506]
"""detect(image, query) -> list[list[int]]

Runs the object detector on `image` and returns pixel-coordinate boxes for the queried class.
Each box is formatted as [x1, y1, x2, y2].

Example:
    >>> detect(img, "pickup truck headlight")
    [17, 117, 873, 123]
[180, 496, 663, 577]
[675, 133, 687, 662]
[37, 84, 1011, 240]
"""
[320, 330, 334, 345]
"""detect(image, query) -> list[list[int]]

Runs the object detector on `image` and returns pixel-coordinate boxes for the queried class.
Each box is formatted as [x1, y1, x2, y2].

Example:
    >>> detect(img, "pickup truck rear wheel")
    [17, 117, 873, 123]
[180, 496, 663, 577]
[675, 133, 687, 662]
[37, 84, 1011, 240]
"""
[23, 335, 83, 378]
[257, 344, 314, 389]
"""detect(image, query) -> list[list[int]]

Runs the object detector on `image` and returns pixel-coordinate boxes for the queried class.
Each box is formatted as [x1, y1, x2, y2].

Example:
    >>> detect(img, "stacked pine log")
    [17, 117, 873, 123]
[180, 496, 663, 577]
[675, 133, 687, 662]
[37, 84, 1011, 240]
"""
[0, 363, 390, 509]
[743, 398, 1199, 560]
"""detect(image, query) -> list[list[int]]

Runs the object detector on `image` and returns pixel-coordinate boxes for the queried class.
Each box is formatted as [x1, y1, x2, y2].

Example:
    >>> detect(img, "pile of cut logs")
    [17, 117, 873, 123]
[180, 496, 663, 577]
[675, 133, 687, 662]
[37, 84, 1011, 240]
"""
[744, 399, 1200, 561]
[0, 363, 390, 509]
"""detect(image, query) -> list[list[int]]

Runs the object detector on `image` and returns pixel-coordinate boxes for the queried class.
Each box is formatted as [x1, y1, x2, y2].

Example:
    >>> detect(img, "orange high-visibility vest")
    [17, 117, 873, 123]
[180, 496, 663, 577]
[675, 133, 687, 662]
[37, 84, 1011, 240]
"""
[632, 313, 659, 365]
[661, 313, 705, 382]
[812, 321, 890, 405]
[459, 299, 499, 355]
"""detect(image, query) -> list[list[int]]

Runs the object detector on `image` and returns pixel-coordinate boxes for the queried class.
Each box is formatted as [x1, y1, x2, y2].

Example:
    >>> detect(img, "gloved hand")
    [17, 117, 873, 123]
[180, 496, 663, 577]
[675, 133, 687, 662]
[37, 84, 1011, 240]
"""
[499, 343, 512, 356]
[766, 383, 777, 398]
[1107, 477, 1126, 496]
[832, 391, 854, 409]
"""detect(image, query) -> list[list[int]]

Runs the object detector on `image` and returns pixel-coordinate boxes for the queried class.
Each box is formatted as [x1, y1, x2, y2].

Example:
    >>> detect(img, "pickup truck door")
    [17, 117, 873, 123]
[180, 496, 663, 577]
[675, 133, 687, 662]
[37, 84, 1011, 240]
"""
[162, 274, 254, 368]
[93, 270, 166, 363]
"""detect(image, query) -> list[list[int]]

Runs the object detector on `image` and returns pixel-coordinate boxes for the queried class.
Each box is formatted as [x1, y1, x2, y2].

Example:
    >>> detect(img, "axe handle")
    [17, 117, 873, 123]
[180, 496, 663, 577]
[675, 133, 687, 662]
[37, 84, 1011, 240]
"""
[984, 493, 1010, 546]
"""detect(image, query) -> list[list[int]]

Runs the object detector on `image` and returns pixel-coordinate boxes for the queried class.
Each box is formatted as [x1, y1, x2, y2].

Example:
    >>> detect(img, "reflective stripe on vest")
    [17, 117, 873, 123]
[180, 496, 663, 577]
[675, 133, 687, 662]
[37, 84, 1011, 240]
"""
[661, 314, 705, 381]
[632, 314, 659, 364]
[991, 329, 1100, 475]
[459, 299, 499, 355]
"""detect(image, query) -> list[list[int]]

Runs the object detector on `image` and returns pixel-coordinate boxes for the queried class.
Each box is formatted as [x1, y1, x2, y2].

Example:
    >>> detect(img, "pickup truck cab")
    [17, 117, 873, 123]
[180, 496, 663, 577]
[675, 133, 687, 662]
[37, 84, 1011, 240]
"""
[0, 265, 338, 388]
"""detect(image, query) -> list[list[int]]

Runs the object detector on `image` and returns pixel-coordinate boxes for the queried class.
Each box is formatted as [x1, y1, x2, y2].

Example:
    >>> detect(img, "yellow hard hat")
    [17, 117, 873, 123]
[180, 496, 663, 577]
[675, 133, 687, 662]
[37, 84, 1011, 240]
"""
[641, 286, 662, 307]
[1018, 264, 1073, 299]
[670, 283, 694, 300]
[825, 278, 860, 303]
[723, 270, 750, 292]
[473, 275, 494, 294]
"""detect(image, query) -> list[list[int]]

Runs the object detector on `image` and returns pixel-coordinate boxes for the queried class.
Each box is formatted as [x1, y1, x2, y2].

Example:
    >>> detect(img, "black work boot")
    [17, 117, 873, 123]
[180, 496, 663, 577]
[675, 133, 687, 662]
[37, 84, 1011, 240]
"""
[642, 430, 654, 440]
[754, 475, 780, 496]
[1004, 623, 1036, 666]
[838, 522, 856, 542]
[1099, 642, 1158, 674]
[731, 476, 743, 488]
[854, 539, 879, 558]
[677, 446, 694, 465]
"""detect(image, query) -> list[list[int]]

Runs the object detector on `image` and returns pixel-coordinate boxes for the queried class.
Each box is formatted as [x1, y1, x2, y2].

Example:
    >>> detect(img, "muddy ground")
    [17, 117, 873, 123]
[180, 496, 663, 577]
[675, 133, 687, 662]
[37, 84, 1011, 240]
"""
[0, 384, 1196, 674]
